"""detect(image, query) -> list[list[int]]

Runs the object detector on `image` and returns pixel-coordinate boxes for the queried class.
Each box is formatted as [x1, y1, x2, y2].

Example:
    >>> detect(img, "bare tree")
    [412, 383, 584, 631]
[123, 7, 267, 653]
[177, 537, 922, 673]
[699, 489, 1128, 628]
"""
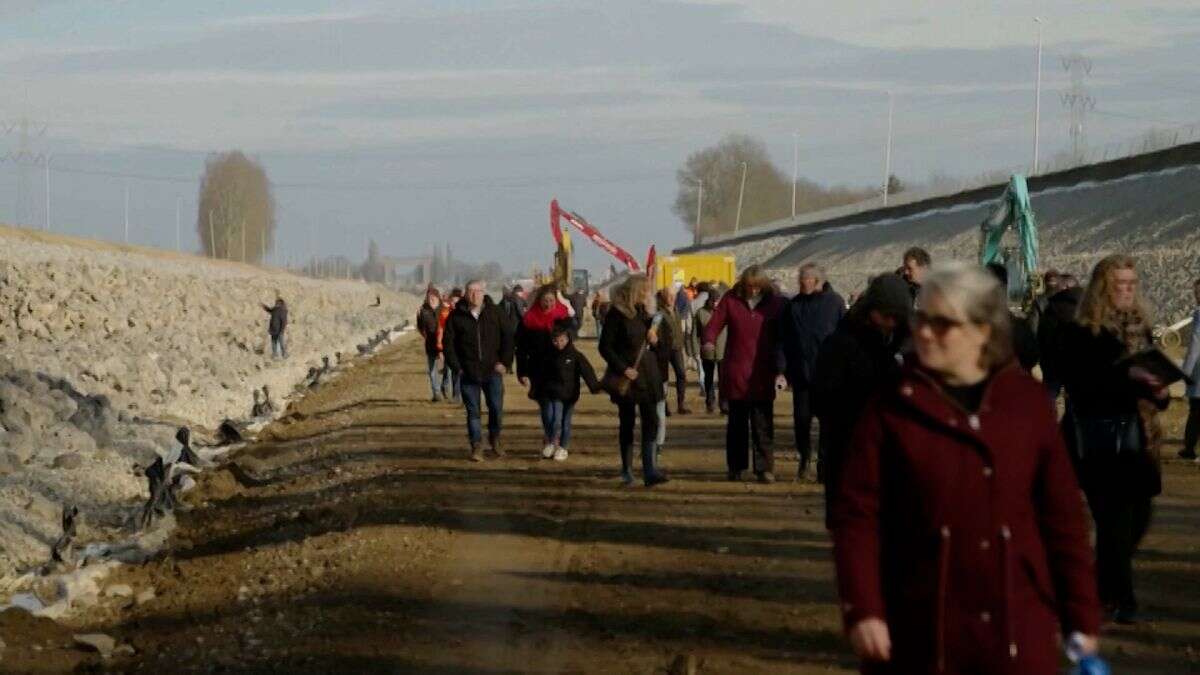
[197, 151, 275, 262]
[674, 133, 873, 237]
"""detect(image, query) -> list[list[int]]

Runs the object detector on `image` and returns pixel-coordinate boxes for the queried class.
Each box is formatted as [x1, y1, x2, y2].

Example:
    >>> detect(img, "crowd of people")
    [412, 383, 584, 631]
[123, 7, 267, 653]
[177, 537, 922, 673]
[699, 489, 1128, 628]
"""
[414, 245, 1198, 672]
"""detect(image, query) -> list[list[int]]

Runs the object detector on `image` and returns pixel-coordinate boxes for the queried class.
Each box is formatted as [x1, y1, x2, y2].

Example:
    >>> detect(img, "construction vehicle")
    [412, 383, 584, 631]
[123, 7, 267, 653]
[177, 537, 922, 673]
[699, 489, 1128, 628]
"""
[549, 200, 655, 291]
[979, 175, 1191, 351]
[547, 200, 737, 293]
[979, 174, 1040, 309]
[571, 269, 591, 297]
[654, 254, 736, 290]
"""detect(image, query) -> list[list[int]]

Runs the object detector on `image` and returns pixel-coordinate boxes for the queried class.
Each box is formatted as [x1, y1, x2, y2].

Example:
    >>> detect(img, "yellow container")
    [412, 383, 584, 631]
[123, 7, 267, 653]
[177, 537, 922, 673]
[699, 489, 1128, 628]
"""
[655, 254, 736, 289]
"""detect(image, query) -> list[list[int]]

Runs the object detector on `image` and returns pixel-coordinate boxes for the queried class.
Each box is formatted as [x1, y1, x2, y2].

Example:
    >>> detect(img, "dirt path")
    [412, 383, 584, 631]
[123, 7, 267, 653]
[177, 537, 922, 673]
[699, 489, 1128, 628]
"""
[8, 337, 1200, 673]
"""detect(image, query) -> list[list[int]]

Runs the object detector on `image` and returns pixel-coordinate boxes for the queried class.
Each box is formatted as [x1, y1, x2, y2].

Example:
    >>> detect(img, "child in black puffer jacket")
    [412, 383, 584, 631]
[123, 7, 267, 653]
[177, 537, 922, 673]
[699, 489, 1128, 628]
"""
[536, 321, 601, 461]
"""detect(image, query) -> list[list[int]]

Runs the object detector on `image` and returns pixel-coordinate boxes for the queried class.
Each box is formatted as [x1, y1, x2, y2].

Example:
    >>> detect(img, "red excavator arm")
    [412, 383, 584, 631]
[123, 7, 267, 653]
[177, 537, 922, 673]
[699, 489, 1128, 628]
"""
[551, 199, 642, 273]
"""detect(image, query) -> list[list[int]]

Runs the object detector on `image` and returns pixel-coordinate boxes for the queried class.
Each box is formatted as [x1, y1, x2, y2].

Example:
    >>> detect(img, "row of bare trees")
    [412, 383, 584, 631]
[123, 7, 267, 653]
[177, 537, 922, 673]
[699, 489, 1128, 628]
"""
[673, 134, 895, 239]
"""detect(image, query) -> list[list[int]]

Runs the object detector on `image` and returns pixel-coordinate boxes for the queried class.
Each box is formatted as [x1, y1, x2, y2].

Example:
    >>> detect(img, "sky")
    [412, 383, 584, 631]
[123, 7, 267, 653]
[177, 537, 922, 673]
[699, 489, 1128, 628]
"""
[2, 0, 1199, 273]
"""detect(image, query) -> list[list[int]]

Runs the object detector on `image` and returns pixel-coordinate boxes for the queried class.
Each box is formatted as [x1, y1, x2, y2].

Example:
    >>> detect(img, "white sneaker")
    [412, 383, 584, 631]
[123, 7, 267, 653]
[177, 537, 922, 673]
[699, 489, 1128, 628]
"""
[552, 446, 568, 462]
[541, 444, 555, 459]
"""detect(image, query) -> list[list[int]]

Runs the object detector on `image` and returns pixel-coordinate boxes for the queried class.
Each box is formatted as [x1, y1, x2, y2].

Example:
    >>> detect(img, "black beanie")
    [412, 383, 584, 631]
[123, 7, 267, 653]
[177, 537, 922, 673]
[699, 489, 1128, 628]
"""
[863, 273, 912, 318]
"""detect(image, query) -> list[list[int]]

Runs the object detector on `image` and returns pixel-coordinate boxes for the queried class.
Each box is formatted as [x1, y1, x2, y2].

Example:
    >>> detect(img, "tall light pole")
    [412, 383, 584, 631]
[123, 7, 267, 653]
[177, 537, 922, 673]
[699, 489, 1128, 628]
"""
[123, 183, 130, 244]
[43, 155, 50, 231]
[791, 131, 799, 218]
[734, 161, 748, 234]
[175, 196, 181, 251]
[693, 179, 703, 246]
[882, 91, 894, 206]
[1033, 17, 1044, 175]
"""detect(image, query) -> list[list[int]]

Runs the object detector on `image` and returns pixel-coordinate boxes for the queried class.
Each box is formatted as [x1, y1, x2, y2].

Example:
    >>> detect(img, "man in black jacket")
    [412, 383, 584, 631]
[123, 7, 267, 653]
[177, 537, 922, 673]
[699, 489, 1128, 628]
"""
[777, 263, 845, 479]
[1038, 274, 1082, 401]
[985, 263, 1040, 372]
[812, 273, 908, 526]
[443, 280, 515, 461]
[261, 296, 288, 359]
[900, 247, 931, 306]
[416, 286, 444, 401]
[498, 284, 527, 331]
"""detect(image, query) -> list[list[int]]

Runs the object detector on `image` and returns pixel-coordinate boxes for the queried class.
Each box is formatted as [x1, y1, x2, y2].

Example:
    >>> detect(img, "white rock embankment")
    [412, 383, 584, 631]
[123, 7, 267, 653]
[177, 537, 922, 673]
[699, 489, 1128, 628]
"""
[0, 226, 419, 584]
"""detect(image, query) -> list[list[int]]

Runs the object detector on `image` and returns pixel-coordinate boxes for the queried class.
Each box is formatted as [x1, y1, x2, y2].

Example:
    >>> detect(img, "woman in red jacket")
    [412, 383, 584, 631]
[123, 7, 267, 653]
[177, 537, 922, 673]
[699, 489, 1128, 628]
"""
[831, 263, 1101, 674]
[701, 265, 787, 483]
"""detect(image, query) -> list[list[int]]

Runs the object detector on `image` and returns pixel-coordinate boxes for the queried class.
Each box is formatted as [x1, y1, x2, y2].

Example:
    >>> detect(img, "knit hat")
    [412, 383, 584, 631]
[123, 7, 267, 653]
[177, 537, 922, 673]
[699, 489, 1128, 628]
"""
[862, 273, 912, 319]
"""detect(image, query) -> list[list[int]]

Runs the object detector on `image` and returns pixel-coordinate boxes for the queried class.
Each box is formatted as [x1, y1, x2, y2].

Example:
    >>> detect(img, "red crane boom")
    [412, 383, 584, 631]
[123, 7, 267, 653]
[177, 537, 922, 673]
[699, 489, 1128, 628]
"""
[550, 199, 643, 272]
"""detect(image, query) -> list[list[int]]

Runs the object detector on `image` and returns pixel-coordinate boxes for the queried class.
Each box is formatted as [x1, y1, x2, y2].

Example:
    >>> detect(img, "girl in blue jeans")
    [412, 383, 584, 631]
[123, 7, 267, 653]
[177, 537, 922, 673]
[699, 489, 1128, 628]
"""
[535, 324, 600, 461]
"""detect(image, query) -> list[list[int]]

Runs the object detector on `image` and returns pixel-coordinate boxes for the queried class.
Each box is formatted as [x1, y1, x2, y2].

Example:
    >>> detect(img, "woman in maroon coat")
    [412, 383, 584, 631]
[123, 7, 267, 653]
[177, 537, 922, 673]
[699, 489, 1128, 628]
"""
[831, 263, 1101, 674]
[701, 265, 787, 483]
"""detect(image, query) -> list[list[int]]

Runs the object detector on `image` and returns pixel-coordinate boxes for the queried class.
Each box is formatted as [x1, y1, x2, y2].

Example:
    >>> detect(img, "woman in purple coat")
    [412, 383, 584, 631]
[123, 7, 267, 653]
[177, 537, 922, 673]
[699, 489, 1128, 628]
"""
[701, 265, 787, 483]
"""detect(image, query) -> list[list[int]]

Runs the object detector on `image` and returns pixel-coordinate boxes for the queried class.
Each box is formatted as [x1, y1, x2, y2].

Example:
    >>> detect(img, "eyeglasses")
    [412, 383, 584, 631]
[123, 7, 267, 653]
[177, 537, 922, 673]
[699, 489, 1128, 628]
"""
[912, 311, 964, 335]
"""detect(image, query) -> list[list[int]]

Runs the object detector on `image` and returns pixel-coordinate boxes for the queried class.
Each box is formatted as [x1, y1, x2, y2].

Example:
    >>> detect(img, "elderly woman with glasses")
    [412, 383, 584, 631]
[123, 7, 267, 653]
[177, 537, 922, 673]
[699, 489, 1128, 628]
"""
[831, 262, 1100, 674]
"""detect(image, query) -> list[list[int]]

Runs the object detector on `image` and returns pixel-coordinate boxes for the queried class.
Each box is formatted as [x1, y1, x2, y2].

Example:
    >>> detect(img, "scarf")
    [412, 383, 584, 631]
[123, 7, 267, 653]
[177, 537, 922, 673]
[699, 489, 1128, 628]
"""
[522, 301, 569, 333]
[1111, 308, 1151, 355]
[1110, 308, 1163, 455]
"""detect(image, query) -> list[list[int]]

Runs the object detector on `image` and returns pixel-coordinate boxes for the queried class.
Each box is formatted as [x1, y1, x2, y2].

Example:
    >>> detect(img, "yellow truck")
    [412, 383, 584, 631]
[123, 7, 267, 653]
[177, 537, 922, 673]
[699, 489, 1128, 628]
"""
[654, 254, 736, 289]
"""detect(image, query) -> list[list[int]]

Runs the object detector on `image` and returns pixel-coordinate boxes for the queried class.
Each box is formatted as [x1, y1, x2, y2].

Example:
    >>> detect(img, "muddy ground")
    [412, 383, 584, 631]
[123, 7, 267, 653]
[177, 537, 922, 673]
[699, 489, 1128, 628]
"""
[4, 336, 1199, 673]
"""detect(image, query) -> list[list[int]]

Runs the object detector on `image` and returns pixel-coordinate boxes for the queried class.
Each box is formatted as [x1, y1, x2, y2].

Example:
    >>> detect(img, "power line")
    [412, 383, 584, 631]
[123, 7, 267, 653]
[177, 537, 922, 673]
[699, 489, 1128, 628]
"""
[1, 116, 48, 227]
[1091, 108, 1191, 128]
[1060, 54, 1096, 158]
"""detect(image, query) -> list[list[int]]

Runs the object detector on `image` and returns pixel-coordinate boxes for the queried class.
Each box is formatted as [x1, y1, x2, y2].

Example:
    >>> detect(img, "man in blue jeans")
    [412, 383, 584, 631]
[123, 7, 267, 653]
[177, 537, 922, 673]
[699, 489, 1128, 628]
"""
[261, 295, 289, 359]
[442, 280, 515, 461]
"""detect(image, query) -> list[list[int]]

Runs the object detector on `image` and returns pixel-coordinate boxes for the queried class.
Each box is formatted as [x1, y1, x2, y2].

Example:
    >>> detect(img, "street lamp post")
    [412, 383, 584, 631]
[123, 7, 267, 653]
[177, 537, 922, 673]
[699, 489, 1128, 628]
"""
[693, 180, 703, 246]
[1033, 17, 1044, 175]
[44, 155, 50, 231]
[791, 131, 799, 218]
[883, 92, 894, 206]
[734, 161, 748, 234]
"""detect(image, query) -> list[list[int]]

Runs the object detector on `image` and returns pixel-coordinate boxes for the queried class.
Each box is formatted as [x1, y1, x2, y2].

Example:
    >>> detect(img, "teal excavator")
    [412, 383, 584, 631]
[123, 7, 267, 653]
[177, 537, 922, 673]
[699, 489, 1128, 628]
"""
[979, 174, 1040, 309]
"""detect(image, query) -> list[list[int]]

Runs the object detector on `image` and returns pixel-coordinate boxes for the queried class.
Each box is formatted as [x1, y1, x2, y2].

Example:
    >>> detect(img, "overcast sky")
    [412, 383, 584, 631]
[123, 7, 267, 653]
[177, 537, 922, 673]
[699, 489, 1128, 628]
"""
[2, 0, 1198, 272]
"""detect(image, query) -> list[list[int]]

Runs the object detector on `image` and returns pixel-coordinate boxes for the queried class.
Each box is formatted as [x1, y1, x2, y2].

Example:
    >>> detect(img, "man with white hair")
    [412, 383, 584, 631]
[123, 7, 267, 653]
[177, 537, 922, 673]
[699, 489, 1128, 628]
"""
[443, 280, 515, 462]
[777, 262, 845, 480]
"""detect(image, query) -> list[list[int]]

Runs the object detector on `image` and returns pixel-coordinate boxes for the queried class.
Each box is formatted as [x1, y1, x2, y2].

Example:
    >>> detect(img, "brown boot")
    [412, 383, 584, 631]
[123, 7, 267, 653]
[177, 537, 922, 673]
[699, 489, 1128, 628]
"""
[469, 442, 484, 462]
[489, 435, 505, 459]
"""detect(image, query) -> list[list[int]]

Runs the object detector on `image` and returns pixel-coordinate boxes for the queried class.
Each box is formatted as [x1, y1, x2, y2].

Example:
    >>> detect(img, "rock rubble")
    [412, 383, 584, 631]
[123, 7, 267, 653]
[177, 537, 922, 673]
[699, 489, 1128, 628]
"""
[0, 229, 418, 583]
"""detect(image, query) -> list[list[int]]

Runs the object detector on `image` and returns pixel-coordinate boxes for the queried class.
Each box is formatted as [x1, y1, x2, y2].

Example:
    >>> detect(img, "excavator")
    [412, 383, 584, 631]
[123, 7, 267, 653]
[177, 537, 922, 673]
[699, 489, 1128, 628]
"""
[548, 199, 655, 293]
[979, 174, 1040, 309]
[979, 175, 1192, 350]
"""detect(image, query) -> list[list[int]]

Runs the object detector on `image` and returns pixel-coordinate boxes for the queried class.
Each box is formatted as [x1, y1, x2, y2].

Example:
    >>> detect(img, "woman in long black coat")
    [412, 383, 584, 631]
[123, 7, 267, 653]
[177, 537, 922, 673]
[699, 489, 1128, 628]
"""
[1060, 254, 1168, 624]
[599, 274, 668, 487]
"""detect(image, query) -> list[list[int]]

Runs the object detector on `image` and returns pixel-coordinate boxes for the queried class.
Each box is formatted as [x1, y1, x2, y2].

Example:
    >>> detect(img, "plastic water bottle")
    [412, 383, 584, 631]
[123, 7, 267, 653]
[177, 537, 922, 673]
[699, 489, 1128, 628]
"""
[1071, 655, 1111, 675]
[1066, 634, 1111, 675]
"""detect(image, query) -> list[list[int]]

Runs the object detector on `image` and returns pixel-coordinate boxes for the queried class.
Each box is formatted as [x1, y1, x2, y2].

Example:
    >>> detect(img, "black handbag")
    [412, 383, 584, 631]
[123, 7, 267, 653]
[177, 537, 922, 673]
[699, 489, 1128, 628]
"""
[602, 315, 660, 398]
[602, 342, 648, 398]
[1073, 414, 1143, 458]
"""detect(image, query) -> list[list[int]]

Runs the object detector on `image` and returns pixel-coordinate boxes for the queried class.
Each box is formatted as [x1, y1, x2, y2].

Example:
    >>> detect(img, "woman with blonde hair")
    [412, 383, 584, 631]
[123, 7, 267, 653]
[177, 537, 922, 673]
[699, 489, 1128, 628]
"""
[598, 274, 669, 486]
[1060, 254, 1167, 624]
[833, 262, 1100, 673]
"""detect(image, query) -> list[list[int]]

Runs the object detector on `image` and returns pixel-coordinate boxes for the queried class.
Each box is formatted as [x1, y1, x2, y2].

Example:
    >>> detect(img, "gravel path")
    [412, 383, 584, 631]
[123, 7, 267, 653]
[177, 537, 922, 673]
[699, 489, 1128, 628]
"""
[4, 338, 1195, 672]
